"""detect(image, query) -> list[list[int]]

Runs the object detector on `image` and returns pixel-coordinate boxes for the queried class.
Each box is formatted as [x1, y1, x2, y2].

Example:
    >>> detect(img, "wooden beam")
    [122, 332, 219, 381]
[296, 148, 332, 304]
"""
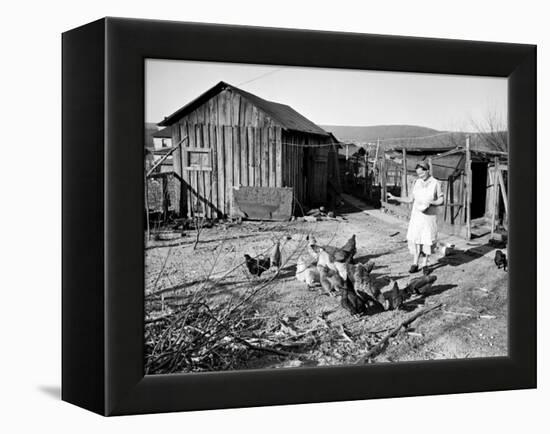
[364, 151, 368, 196]
[145, 177, 150, 241]
[444, 178, 449, 221]
[465, 136, 472, 239]
[496, 167, 509, 217]
[449, 176, 455, 225]
[373, 139, 380, 180]
[401, 148, 408, 198]
[381, 153, 387, 200]
[490, 157, 499, 237]
[146, 136, 188, 178]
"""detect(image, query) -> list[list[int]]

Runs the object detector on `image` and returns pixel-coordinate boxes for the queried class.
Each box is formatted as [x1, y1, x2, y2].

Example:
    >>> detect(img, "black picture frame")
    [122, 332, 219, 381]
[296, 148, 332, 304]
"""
[62, 17, 536, 416]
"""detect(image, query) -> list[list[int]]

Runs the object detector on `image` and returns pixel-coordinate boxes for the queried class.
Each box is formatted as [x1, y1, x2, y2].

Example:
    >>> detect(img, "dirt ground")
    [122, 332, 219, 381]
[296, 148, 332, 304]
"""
[145, 200, 508, 372]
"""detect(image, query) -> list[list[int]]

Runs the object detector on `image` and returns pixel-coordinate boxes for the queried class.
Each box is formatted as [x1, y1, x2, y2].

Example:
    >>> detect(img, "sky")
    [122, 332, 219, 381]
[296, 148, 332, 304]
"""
[145, 59, 507, 132]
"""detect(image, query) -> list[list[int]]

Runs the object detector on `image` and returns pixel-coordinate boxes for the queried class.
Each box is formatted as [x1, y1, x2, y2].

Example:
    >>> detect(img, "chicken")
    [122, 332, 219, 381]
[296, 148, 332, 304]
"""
[350, 261, 384, 308]
[325, 266, 346, 292]
[494, 250, 507, 271]
[339, 284, 367, 316]
[270, 241, 282, 269]
[243, 254, 271, 277]
[296, 257, 320, 287]
[306, 234, 357, 267]
[317, 246, 354, 282]
[380, 280, 404, 311]
[335, 234, 356, 263]
[317, 264, 335, 296]
[405, 275, 437, 295]
[306, 235, 320, 261]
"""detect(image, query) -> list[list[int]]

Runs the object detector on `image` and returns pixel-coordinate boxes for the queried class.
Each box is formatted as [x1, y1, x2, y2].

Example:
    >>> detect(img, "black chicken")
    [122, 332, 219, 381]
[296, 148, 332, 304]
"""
[244, 254, 271, 277]
[494, 250, 507, 271]
[339, 284, 367, 316]
[406, 275, 437, 296]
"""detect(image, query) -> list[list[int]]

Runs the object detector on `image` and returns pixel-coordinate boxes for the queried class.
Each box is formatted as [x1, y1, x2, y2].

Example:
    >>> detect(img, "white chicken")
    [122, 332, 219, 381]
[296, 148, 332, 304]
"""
[296, 256, 320, 287]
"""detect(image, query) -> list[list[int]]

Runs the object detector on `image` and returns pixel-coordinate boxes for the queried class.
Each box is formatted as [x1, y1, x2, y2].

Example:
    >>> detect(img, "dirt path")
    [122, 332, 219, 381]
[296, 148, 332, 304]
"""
[145, 199, 508, 371]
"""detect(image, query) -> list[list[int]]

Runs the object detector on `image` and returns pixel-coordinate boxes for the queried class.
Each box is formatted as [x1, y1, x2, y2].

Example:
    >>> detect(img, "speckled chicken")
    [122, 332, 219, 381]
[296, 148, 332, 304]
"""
[349, 261, 384, 308]
[380, 280, 404, 310]
[325, 266, 346, 292]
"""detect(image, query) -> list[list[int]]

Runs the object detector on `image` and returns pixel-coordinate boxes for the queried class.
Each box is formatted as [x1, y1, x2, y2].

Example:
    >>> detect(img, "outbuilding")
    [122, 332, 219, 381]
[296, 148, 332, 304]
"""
[158, 81, 341, 219]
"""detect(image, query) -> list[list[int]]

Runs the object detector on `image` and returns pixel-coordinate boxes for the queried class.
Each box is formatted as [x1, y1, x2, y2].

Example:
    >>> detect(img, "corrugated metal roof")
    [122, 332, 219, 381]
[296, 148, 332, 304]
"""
[158, 81, 330, 137]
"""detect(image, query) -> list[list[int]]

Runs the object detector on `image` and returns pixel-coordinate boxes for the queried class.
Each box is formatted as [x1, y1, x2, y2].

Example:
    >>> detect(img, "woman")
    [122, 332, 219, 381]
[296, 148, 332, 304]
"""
[387, 161, 444, 273]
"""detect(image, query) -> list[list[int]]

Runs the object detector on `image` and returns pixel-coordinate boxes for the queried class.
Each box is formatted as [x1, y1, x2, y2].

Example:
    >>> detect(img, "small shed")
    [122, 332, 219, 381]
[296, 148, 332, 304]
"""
[158, 81, 341, 218]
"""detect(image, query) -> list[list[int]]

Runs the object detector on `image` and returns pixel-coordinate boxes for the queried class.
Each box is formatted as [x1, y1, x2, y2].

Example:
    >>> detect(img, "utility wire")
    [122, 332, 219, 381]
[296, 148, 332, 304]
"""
[236, 68, 284, 87]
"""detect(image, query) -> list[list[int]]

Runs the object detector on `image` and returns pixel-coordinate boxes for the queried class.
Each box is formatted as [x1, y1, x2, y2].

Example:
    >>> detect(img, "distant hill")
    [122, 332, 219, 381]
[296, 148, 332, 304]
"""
[322, 124, 507, 154]
[321, 124, 441, 144]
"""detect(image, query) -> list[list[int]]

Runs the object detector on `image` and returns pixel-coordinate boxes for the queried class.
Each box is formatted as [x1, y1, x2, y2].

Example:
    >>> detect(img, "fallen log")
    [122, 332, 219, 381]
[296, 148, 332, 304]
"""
[357, 303, 443, 363]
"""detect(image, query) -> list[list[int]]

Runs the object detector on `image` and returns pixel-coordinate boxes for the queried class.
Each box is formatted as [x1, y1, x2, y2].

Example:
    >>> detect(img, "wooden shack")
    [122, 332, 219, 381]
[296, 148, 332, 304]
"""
[158, 81, 341, 219]
[377, 134, 508, 239]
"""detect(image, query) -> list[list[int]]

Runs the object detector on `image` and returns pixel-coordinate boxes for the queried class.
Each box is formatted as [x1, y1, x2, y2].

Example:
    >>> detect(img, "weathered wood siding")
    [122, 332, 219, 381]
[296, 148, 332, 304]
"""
[172, 123, 283, 218]
[280, 132, 333, 210]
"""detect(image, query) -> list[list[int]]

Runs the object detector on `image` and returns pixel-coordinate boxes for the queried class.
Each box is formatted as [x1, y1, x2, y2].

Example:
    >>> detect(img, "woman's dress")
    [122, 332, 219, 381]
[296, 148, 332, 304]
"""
[406, 176, 443, 255]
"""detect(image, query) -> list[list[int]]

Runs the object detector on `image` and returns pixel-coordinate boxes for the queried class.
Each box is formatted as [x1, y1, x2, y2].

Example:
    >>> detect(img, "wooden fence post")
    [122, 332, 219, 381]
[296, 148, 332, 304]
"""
[490, 157, 499, 237]
[465, 136, 472, 239]
[401, 148, 408, 198]
[145, 178, 150, 241]
[381, 153, 387, 201]
[364, 151, 368, 196]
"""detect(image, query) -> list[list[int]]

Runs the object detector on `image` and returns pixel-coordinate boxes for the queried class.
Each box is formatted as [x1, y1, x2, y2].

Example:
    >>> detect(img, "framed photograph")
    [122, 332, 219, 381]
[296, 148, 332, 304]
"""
[62, 17, 536, 416]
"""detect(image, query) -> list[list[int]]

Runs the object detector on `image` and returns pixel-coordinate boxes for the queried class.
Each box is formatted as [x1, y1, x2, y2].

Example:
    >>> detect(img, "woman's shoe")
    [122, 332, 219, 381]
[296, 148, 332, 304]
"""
[409, 264, 419, 273]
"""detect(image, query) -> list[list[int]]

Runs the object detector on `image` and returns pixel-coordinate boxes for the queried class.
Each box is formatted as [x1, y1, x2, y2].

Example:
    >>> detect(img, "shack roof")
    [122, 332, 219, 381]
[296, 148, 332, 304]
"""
[158, 81, 330, 137]
[385, 131, 508, 155]
[388, 150, 507, 180]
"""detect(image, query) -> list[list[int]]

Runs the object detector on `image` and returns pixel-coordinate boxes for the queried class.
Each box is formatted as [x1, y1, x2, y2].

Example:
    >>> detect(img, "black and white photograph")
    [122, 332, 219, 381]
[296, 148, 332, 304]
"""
[144, 60, 509, 374]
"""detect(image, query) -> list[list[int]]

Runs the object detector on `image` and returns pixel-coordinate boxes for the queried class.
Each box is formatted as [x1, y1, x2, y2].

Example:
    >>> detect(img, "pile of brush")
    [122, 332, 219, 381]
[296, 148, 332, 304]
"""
[144, 289, 331, 374]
